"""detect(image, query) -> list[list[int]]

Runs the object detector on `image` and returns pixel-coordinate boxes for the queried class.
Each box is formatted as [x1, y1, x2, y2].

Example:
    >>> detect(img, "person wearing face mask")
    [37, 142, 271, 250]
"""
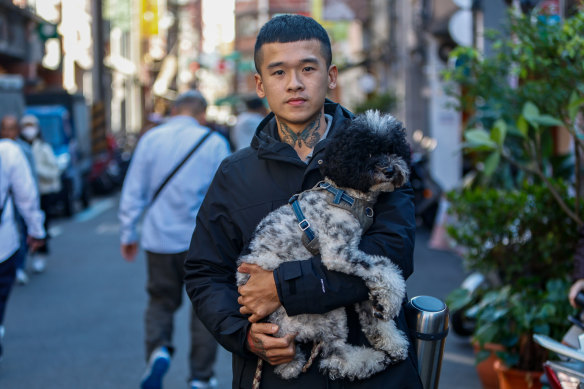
[19, 115, 61, 274]
[0, 115, 38, 285]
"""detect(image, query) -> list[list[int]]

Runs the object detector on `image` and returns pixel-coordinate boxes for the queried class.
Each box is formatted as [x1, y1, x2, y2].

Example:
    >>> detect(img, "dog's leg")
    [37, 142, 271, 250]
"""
[318, 339, 389, 380]
[356, 301, 409, 360]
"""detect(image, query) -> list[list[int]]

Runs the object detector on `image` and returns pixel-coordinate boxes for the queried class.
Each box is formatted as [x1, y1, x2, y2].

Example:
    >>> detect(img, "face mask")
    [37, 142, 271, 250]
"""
[21, 125, 39, 141]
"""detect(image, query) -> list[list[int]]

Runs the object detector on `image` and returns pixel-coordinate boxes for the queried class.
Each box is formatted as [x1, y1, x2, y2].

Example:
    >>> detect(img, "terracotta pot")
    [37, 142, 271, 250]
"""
[493, 360, 543, 389]
[474, 343, 504, 389]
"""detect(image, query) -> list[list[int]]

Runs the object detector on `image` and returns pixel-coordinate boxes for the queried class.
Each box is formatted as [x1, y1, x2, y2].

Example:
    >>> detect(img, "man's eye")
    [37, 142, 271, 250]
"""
[272, 70, 284, 76]
[303, 66, 315, 72]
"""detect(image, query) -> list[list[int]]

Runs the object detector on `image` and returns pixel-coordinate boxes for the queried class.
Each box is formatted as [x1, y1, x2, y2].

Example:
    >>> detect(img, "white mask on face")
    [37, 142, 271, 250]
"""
[21, 125, 39, 141]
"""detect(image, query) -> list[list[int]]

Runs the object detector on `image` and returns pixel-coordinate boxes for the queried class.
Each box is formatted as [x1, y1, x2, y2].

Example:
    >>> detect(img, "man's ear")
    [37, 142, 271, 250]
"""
[255, 73, 266, 98]
[328, 65, 338, 90]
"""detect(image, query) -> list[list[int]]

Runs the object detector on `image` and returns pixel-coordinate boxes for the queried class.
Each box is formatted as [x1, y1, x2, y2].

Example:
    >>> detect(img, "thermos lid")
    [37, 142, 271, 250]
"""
[411, 296, 446, 312]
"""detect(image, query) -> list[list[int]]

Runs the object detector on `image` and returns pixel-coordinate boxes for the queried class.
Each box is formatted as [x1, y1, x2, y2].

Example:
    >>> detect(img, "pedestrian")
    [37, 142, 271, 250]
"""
[230, 96, 268, 150]
[184, 14, 422, 389]
[19, 115, 60, 274]
[0, 115, 38, 285]
[118, 90, 230, 389]
[0, 138, 45, 362]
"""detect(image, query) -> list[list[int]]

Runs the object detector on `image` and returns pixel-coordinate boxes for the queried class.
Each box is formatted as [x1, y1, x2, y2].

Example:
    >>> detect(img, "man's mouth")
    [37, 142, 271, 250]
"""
[287, 98, 306, 105]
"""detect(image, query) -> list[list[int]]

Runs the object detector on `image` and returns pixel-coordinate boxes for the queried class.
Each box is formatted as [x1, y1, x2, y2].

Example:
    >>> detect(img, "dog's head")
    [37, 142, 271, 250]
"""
[320, 110, 410, 194]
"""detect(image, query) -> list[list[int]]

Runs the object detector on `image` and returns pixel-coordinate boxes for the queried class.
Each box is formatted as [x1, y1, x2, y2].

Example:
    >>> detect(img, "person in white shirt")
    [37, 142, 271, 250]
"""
[119, 90, 230, 389]
[19, 114, 61, 274]
[230, 96, 268, 151]
[0, 139, 45, 361]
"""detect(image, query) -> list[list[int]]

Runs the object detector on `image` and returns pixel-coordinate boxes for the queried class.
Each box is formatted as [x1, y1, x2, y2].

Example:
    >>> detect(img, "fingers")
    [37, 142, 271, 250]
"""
[237, 262, 260, 274]
[251, 322, 279, 335]
[248, 323, 296, 365]
[121, 244, 137, 262]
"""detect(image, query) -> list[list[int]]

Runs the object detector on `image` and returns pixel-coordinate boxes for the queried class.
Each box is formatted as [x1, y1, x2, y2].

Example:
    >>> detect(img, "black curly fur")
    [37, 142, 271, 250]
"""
[320, 111, 411, 193]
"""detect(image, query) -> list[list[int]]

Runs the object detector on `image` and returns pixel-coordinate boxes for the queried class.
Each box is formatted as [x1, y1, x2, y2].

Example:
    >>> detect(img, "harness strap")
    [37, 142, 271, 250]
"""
[315, 181, 376, 233]
[317, 181, 355, 206]
[289, 194, 319, 255]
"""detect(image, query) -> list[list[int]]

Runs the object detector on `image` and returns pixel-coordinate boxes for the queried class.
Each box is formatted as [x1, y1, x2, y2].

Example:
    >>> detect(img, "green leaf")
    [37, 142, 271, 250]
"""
[491, 120, 507, 145]
[484, 151, 501, 176]
[533, 115, 564, 127]
[465, 129, 497, 150]
[523, 102, 540, 122]
[475, 322, 499, 344]
[475, 349, 492, 364]
[516, 115, 528, 138]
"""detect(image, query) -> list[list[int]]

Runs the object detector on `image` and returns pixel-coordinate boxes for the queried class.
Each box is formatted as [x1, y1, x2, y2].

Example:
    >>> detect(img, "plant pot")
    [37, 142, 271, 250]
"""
[493, 360, 543, 389]
[473, 342, 503, 389]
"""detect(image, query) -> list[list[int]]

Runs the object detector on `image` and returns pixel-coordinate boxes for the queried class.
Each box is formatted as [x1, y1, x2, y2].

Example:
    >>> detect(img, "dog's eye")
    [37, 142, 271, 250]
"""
[368, 154, 372, 158]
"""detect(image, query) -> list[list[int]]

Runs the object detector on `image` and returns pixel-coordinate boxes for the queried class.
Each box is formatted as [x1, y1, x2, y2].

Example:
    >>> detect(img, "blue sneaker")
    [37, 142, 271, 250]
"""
[190, 377, 218, 389]
[140, 346, 171, 389]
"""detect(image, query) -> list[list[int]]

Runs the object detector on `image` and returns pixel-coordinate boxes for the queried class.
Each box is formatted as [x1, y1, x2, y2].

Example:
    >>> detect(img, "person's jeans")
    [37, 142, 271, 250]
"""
[144, 251, 218, 381]
[0, 252, 18, 326]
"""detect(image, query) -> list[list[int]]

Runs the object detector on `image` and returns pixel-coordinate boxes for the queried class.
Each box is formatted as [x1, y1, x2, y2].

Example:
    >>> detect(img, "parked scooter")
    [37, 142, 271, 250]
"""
[410, 130, 442, 230]
[534, 292, 584, 388]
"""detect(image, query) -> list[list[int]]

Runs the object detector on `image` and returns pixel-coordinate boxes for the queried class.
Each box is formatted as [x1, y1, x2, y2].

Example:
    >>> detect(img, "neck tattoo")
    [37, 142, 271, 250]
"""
[279, 112, 323, 149]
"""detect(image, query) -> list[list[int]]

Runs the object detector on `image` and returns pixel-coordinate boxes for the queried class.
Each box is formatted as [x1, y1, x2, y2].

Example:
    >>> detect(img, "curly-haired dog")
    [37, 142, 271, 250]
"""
[237, 110, 411, 382]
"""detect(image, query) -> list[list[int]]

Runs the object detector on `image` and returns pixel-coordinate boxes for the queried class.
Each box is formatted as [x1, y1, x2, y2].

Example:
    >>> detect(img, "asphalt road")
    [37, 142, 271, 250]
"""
[0, 194, 480, 389]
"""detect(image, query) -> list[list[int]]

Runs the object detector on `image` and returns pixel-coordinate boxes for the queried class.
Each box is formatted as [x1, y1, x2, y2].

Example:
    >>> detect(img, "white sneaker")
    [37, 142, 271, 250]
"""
[16, 269, 29, 285]
[190, 377, 218, 389]
[31, 255, 47, 273]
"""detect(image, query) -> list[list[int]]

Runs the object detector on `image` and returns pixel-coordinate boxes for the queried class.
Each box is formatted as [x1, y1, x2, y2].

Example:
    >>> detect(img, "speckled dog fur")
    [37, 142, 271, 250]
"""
[237, 110, 412, 380]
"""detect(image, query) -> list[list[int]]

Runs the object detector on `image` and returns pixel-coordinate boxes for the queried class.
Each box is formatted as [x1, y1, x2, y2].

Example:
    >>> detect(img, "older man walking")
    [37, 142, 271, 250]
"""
[119, 90, 230, 389]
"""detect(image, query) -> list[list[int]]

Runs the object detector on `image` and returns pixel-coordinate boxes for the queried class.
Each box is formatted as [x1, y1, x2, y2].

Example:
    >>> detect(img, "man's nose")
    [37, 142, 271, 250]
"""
[287, 71, 304, 91]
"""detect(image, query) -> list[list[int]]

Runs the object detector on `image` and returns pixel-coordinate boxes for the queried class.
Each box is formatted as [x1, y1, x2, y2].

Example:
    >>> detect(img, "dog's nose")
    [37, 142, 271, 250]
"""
[384, 166, 394, 176]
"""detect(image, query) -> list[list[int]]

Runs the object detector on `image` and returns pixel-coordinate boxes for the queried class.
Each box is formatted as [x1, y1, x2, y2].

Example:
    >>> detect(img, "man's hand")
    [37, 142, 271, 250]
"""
[237, 263, 281, 322]
[246, 323, 296, 365]
[569, 279, 584, 308]
[27, 236, 45, 252]
[121, 242, 138, 262]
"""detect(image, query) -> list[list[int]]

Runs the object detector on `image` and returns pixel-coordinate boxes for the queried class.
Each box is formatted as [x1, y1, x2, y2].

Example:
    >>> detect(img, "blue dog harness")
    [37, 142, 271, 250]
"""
[288, 181, 376, 255]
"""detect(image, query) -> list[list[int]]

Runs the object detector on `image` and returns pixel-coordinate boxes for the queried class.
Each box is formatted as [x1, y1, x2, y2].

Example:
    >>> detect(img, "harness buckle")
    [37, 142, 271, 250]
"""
[298, 219, 311, 231]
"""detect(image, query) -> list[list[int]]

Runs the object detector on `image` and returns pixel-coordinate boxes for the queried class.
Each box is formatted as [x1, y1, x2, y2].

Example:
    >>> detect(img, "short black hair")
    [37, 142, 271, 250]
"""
[254, 14, 332, 73]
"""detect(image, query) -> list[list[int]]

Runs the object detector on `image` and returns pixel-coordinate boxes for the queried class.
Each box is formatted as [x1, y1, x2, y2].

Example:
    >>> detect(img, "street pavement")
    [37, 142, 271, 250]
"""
[0, 194, 481, 389]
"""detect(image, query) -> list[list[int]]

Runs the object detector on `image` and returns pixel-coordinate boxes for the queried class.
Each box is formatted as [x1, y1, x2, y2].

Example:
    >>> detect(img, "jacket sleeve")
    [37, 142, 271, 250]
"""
[8, 145, 46, 239]
[184, 162, 253, 358]
[118, 137, 151, 244]
[274, 185, 416, 316]
[34, 142, 60, 181]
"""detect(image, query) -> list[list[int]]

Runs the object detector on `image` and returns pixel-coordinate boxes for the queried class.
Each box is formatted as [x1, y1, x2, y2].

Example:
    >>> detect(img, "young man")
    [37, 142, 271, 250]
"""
[185, 15, 422, 388]
[119, 91, 229, 389]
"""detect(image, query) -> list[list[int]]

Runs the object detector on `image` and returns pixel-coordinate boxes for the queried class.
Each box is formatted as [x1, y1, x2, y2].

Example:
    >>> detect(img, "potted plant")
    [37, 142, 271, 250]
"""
[446, 183, 578, 387]
[443, 7, 584, 388]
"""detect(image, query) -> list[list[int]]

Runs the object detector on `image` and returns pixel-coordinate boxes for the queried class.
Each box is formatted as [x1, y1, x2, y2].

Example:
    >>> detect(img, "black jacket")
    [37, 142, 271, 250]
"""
[185, 101, 422, 388]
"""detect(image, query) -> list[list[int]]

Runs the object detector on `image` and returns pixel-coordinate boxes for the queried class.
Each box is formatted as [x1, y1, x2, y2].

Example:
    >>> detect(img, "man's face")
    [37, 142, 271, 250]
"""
[254, 40, 337, 128]
[0, 117, 19, 140]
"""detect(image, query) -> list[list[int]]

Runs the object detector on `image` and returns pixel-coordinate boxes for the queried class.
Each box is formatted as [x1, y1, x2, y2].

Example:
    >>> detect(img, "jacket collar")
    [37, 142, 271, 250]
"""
[250, 99, 354, 165]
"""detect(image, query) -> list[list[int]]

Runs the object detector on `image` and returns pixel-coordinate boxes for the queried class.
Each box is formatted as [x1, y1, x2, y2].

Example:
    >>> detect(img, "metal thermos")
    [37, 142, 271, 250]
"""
[405, 296, 449, 389]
